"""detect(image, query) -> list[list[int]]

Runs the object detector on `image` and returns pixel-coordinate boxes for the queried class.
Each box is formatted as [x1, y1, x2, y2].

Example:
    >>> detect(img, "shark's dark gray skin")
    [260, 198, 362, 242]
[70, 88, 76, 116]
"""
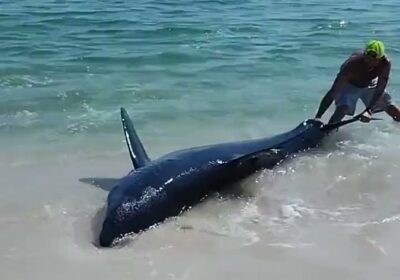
[99, 108, 349, 247]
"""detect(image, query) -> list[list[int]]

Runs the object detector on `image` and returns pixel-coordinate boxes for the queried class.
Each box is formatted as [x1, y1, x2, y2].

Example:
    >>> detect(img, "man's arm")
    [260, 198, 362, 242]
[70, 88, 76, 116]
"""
[315, 73, 350, 119]
[366, 61, 391, 112]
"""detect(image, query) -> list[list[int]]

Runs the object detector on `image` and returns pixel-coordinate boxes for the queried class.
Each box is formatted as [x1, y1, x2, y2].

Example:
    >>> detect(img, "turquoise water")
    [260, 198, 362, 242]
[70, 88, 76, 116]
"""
[3, 1, 400, 279]
[2, 0, 400, 159]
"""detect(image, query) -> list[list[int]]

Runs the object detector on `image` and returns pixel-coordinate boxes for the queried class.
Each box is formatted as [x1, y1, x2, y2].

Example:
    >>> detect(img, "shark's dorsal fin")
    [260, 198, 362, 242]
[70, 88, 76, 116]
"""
[120, 107, 151, 169]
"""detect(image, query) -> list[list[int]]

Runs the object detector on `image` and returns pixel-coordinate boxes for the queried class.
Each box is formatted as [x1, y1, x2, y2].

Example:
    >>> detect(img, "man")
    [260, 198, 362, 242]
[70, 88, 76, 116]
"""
[315, 40, 400, 124]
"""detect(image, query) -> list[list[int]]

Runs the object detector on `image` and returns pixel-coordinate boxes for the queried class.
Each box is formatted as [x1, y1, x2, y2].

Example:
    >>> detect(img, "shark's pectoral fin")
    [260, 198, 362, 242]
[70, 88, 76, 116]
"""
[230, 149, 286, 177]
[121, 107, 151, 169]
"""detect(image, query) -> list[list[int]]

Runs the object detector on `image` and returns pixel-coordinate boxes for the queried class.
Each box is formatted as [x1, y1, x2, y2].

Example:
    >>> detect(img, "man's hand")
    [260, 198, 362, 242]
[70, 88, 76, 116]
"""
[359, 110, 372, 123]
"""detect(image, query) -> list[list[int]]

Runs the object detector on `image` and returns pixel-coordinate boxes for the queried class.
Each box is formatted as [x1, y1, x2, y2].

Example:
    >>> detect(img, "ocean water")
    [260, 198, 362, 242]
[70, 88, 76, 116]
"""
[2, 0, 400, 279]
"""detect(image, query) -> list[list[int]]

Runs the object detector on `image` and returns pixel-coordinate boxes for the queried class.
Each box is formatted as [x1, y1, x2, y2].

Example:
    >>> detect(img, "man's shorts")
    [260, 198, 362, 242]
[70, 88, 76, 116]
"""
[334, 83, 393, 115]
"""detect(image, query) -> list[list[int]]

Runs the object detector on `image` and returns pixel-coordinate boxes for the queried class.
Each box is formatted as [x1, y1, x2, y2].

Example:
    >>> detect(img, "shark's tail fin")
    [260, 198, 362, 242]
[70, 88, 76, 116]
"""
[321, 115, 382, 131]
[120, 107, 151, 169]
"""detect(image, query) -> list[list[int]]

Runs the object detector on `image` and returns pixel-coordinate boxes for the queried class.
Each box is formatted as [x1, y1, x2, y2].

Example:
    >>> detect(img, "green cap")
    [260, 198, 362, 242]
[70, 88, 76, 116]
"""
[365, 40, 385, 58]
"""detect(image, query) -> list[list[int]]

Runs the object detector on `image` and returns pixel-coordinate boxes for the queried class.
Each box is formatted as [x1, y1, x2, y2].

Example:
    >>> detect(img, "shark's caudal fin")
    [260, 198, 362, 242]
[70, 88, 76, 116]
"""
[120, 107, 151, 169]
[321, 116, 382, 131]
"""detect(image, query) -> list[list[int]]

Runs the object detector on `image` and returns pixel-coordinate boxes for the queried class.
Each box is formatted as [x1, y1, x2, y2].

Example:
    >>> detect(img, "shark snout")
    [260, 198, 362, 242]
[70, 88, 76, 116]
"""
[99, 214, 128, 247]
[99, 219, 116, 247]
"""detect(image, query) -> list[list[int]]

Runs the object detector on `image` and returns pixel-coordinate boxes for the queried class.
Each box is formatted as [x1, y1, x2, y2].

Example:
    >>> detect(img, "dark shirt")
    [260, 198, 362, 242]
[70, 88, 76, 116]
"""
[339, 50, 391, 88]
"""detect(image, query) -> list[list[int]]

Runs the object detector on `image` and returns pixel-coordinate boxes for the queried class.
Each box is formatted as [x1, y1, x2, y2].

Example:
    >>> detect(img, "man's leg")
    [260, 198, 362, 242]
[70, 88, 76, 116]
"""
[328, 84, 358, 124]
[328, 105, 350, 124]
[361, 89, 400, 122]
[385, 105, 400, 121]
